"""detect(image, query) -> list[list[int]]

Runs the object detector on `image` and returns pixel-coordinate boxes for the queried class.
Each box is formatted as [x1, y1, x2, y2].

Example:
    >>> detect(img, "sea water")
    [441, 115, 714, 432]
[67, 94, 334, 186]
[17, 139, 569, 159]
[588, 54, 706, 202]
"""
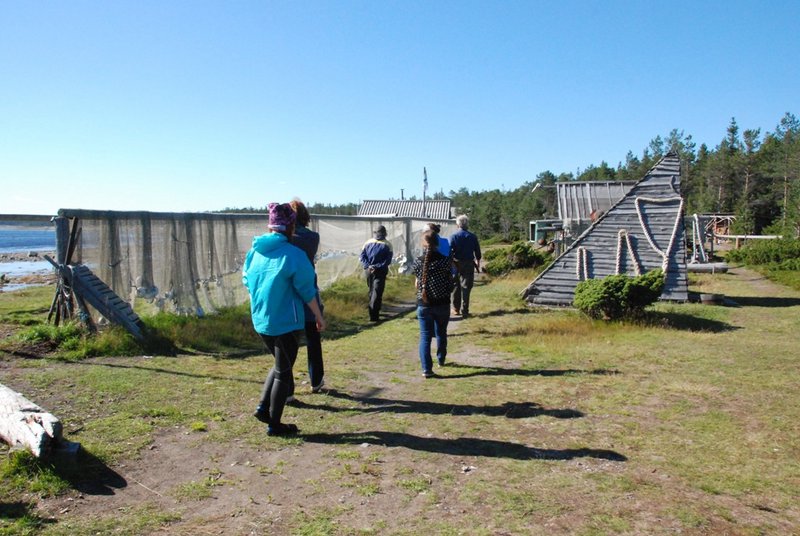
[0, 227, 56, 254]
[0, 227, 56, 287]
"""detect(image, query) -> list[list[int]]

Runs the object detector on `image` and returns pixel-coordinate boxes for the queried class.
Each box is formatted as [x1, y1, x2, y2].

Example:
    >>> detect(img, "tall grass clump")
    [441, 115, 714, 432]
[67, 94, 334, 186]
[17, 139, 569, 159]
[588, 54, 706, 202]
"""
[9, 322, 141, 360]
[142, 303, 261, 354]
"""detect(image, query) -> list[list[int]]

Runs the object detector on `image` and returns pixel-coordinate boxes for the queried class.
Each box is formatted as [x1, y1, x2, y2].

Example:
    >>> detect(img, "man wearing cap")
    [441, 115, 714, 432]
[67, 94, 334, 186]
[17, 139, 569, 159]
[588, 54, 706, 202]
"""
[359, 224, 393, 322]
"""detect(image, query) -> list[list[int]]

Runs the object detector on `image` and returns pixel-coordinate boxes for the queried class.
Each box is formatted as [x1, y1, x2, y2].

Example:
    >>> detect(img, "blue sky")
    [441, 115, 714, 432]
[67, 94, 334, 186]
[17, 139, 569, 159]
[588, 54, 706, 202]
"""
[1, 1, 798, 215]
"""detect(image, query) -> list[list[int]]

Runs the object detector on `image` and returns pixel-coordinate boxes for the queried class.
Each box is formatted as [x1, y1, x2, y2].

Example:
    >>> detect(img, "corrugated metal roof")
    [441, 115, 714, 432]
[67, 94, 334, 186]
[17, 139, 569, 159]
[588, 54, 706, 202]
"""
[358, 200, 452, 220]
[556, 181, 635, 223]
[524, 152, 688, 305]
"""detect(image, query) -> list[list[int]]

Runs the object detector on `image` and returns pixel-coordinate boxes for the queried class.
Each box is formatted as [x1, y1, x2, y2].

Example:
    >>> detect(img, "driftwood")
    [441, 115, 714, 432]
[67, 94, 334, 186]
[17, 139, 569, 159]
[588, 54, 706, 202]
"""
[0, 383, 63, 457]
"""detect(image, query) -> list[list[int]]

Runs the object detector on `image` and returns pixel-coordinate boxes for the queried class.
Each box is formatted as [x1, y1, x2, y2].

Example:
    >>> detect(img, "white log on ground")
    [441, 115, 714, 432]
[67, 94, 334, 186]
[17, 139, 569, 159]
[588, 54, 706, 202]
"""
[0, 383, 63, 457]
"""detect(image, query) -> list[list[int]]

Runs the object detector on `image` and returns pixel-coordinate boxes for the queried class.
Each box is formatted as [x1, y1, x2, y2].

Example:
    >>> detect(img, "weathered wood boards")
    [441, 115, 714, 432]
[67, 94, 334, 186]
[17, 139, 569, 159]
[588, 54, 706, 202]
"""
[45, 255, 145, 341]
[0, 383, 63, 457]
[523, 152, 689, 306]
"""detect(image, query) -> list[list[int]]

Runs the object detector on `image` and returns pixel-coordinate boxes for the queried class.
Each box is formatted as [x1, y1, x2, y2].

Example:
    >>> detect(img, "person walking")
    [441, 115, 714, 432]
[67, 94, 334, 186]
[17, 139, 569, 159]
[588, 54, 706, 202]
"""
[412, 230, 453, 377]
[424, 222, 450, 257]
[290, 199, 325, 393]
[449, 214, 482, 318]
[359, 224, 393, 322]
[243, 202, 326, 436]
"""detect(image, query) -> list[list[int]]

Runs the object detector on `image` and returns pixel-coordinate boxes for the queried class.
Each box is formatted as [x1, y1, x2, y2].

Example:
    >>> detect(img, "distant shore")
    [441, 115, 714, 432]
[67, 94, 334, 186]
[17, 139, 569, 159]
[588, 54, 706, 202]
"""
[0, 250, 57, 263]
[0, 250, 58, 290]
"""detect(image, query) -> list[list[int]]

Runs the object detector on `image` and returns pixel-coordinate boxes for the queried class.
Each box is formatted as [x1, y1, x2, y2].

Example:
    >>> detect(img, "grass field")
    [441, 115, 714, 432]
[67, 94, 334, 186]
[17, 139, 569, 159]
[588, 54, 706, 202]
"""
[1, 267, 799, 535]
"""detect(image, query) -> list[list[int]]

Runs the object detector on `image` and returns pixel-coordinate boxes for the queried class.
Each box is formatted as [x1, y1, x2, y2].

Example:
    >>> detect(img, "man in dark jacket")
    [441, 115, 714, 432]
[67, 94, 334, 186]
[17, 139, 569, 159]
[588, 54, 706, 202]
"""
[290, 199, 325, 394]
[359, 225, 393, 321]
[449, 214, 481, 317]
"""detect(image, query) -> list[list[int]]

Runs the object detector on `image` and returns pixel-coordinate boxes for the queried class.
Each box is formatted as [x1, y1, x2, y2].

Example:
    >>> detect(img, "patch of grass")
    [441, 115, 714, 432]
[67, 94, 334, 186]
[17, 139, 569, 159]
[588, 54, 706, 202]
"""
[0, 285, 52, 325]
[173, 470, 228, 501]
[397, 476, 431, 494]
[356, 482, 380, 497]
[755, 266, 800, 290]
[189, 421, 208, 432]
[43, 503, 181, 535]
[143, 304, 262, 354]
[290, 507, 342, 536]
[0, 450, 70, 498]
[333, 449, 361, 460]
[257, 460, 286, 476]
[78, 412, 155, 463]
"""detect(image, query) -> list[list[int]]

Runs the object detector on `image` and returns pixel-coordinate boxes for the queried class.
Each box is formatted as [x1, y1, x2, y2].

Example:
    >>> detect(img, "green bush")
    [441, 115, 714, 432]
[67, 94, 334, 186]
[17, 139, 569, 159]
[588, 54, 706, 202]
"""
[484, 242, 551, 276]
[725, 238, 800, 265]
[573, 269, 664, 320]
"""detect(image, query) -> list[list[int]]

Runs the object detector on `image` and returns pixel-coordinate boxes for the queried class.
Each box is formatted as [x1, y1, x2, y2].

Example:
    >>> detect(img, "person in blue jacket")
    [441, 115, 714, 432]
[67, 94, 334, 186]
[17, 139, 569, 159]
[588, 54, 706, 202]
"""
[359, 225, 393, 322]
[243, 202, 326, 436]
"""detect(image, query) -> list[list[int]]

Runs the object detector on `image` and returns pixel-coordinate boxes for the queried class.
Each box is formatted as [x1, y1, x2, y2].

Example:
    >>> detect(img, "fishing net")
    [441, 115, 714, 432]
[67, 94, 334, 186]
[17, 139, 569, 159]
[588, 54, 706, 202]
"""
[58, 209, 456, 316]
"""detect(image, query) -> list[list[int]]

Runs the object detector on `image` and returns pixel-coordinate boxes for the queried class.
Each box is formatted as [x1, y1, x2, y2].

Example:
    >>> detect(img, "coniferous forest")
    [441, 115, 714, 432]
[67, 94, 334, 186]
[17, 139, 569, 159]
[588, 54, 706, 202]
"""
[226, 112, 800, 244]
[444, 112, 800, 242]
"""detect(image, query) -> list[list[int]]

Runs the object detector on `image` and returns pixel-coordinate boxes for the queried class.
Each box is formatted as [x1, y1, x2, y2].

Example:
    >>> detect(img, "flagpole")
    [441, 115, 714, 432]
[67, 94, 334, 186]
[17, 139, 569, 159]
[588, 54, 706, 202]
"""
[423, 167, 428, 217]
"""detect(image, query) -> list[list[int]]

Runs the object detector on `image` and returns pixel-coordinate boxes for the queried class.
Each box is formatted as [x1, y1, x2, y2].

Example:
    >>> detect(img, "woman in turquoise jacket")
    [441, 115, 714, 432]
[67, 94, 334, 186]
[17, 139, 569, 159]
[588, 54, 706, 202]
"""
[243, 202, 326, 436]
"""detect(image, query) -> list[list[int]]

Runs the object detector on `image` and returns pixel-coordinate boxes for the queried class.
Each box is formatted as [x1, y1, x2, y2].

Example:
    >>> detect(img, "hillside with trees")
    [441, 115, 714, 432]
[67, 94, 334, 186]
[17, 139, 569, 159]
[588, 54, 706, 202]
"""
[448, 112, 799, 242]
[223, 112, 799, 244]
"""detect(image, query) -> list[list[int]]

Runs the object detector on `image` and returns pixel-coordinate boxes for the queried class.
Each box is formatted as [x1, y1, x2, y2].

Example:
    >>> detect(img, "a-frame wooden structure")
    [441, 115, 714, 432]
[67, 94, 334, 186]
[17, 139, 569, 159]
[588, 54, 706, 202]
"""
[47, 217, 144, 341]
[523, 152, 689, 306]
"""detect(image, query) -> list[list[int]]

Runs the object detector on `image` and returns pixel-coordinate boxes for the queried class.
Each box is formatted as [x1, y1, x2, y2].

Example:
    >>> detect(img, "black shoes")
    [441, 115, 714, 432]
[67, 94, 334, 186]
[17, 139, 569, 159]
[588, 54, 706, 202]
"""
[253, 409, 270, 424]
[267, 423, 299, 436]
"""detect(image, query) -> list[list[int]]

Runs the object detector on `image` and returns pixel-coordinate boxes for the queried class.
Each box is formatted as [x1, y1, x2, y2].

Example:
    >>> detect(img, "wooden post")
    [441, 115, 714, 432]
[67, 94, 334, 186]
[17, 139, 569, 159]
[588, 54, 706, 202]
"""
[55, 217, 70, 265]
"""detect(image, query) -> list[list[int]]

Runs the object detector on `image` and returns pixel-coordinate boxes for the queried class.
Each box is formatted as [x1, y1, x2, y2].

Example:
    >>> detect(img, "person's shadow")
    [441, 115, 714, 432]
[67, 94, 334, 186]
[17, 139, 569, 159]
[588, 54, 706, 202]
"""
[299, 388, 584, 419]
[301, 430, 627, 462]
[50, 446, 128, 496]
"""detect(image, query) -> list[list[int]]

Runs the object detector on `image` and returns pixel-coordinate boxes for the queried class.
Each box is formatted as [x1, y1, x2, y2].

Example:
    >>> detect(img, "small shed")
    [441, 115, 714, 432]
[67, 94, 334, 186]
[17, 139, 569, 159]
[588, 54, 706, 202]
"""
[358, 199, 452, 220]
[523, 152, 688, 306]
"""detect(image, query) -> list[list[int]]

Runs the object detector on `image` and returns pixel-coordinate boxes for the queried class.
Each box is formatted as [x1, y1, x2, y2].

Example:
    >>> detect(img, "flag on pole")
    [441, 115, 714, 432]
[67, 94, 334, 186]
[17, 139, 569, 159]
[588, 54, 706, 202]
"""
[423, 167, 428, 194]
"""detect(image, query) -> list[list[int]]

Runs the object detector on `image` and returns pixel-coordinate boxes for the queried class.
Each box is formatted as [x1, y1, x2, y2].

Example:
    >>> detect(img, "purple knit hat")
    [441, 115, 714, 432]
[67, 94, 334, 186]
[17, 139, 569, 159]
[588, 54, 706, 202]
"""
[268, 202, 296, 231]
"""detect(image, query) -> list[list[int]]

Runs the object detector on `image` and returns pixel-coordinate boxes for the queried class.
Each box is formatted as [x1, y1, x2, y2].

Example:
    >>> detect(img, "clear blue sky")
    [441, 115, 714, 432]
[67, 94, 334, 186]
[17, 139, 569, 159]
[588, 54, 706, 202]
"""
[1, 1, 798, 215]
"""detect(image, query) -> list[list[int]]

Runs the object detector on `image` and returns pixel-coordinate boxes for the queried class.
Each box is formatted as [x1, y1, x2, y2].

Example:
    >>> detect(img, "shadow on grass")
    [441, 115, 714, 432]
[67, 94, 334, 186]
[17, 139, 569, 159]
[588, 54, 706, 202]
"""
[302, 430, 626, 462]
[300, 388, 583, 419]
[639, 311, 738, 332]
[722, 296, 800, 308]
[435, 363, 620, 380]
[52, 448, 127, 496]
[323, 301, 417, 340]
[0, 501, 56, 530]
[68, 360, 262, 385]
[465, 307, 531, 320]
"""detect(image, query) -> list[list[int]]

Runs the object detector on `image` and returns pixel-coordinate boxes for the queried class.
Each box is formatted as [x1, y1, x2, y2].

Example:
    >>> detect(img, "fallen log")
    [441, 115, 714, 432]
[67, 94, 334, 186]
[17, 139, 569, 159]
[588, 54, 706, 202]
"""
[0, 383, 63, 457]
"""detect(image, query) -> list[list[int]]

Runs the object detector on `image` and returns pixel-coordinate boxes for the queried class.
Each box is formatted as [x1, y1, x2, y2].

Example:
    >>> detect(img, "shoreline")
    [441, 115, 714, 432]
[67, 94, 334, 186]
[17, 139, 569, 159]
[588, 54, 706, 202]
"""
[0, 250, 57, 263]
[0, 251, 58, 291]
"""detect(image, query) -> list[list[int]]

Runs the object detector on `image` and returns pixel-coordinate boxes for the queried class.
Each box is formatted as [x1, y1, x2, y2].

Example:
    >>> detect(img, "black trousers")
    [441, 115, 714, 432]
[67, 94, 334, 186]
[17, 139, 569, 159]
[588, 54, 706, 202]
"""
[257, 332, 299, 426]
[366, 269, 387, 321]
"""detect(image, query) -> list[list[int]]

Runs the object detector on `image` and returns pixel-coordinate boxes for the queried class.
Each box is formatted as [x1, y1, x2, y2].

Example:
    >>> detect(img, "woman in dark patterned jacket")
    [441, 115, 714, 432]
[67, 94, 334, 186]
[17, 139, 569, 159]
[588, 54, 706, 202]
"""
[412, 230, 454, 378]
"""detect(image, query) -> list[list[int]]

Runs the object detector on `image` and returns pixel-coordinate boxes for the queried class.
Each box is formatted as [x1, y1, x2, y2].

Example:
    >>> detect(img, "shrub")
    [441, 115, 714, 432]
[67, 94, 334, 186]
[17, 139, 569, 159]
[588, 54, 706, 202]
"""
[484, 242, 551, 276]
[725, 238, 800, 265]
[573, 269, 664, 320]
